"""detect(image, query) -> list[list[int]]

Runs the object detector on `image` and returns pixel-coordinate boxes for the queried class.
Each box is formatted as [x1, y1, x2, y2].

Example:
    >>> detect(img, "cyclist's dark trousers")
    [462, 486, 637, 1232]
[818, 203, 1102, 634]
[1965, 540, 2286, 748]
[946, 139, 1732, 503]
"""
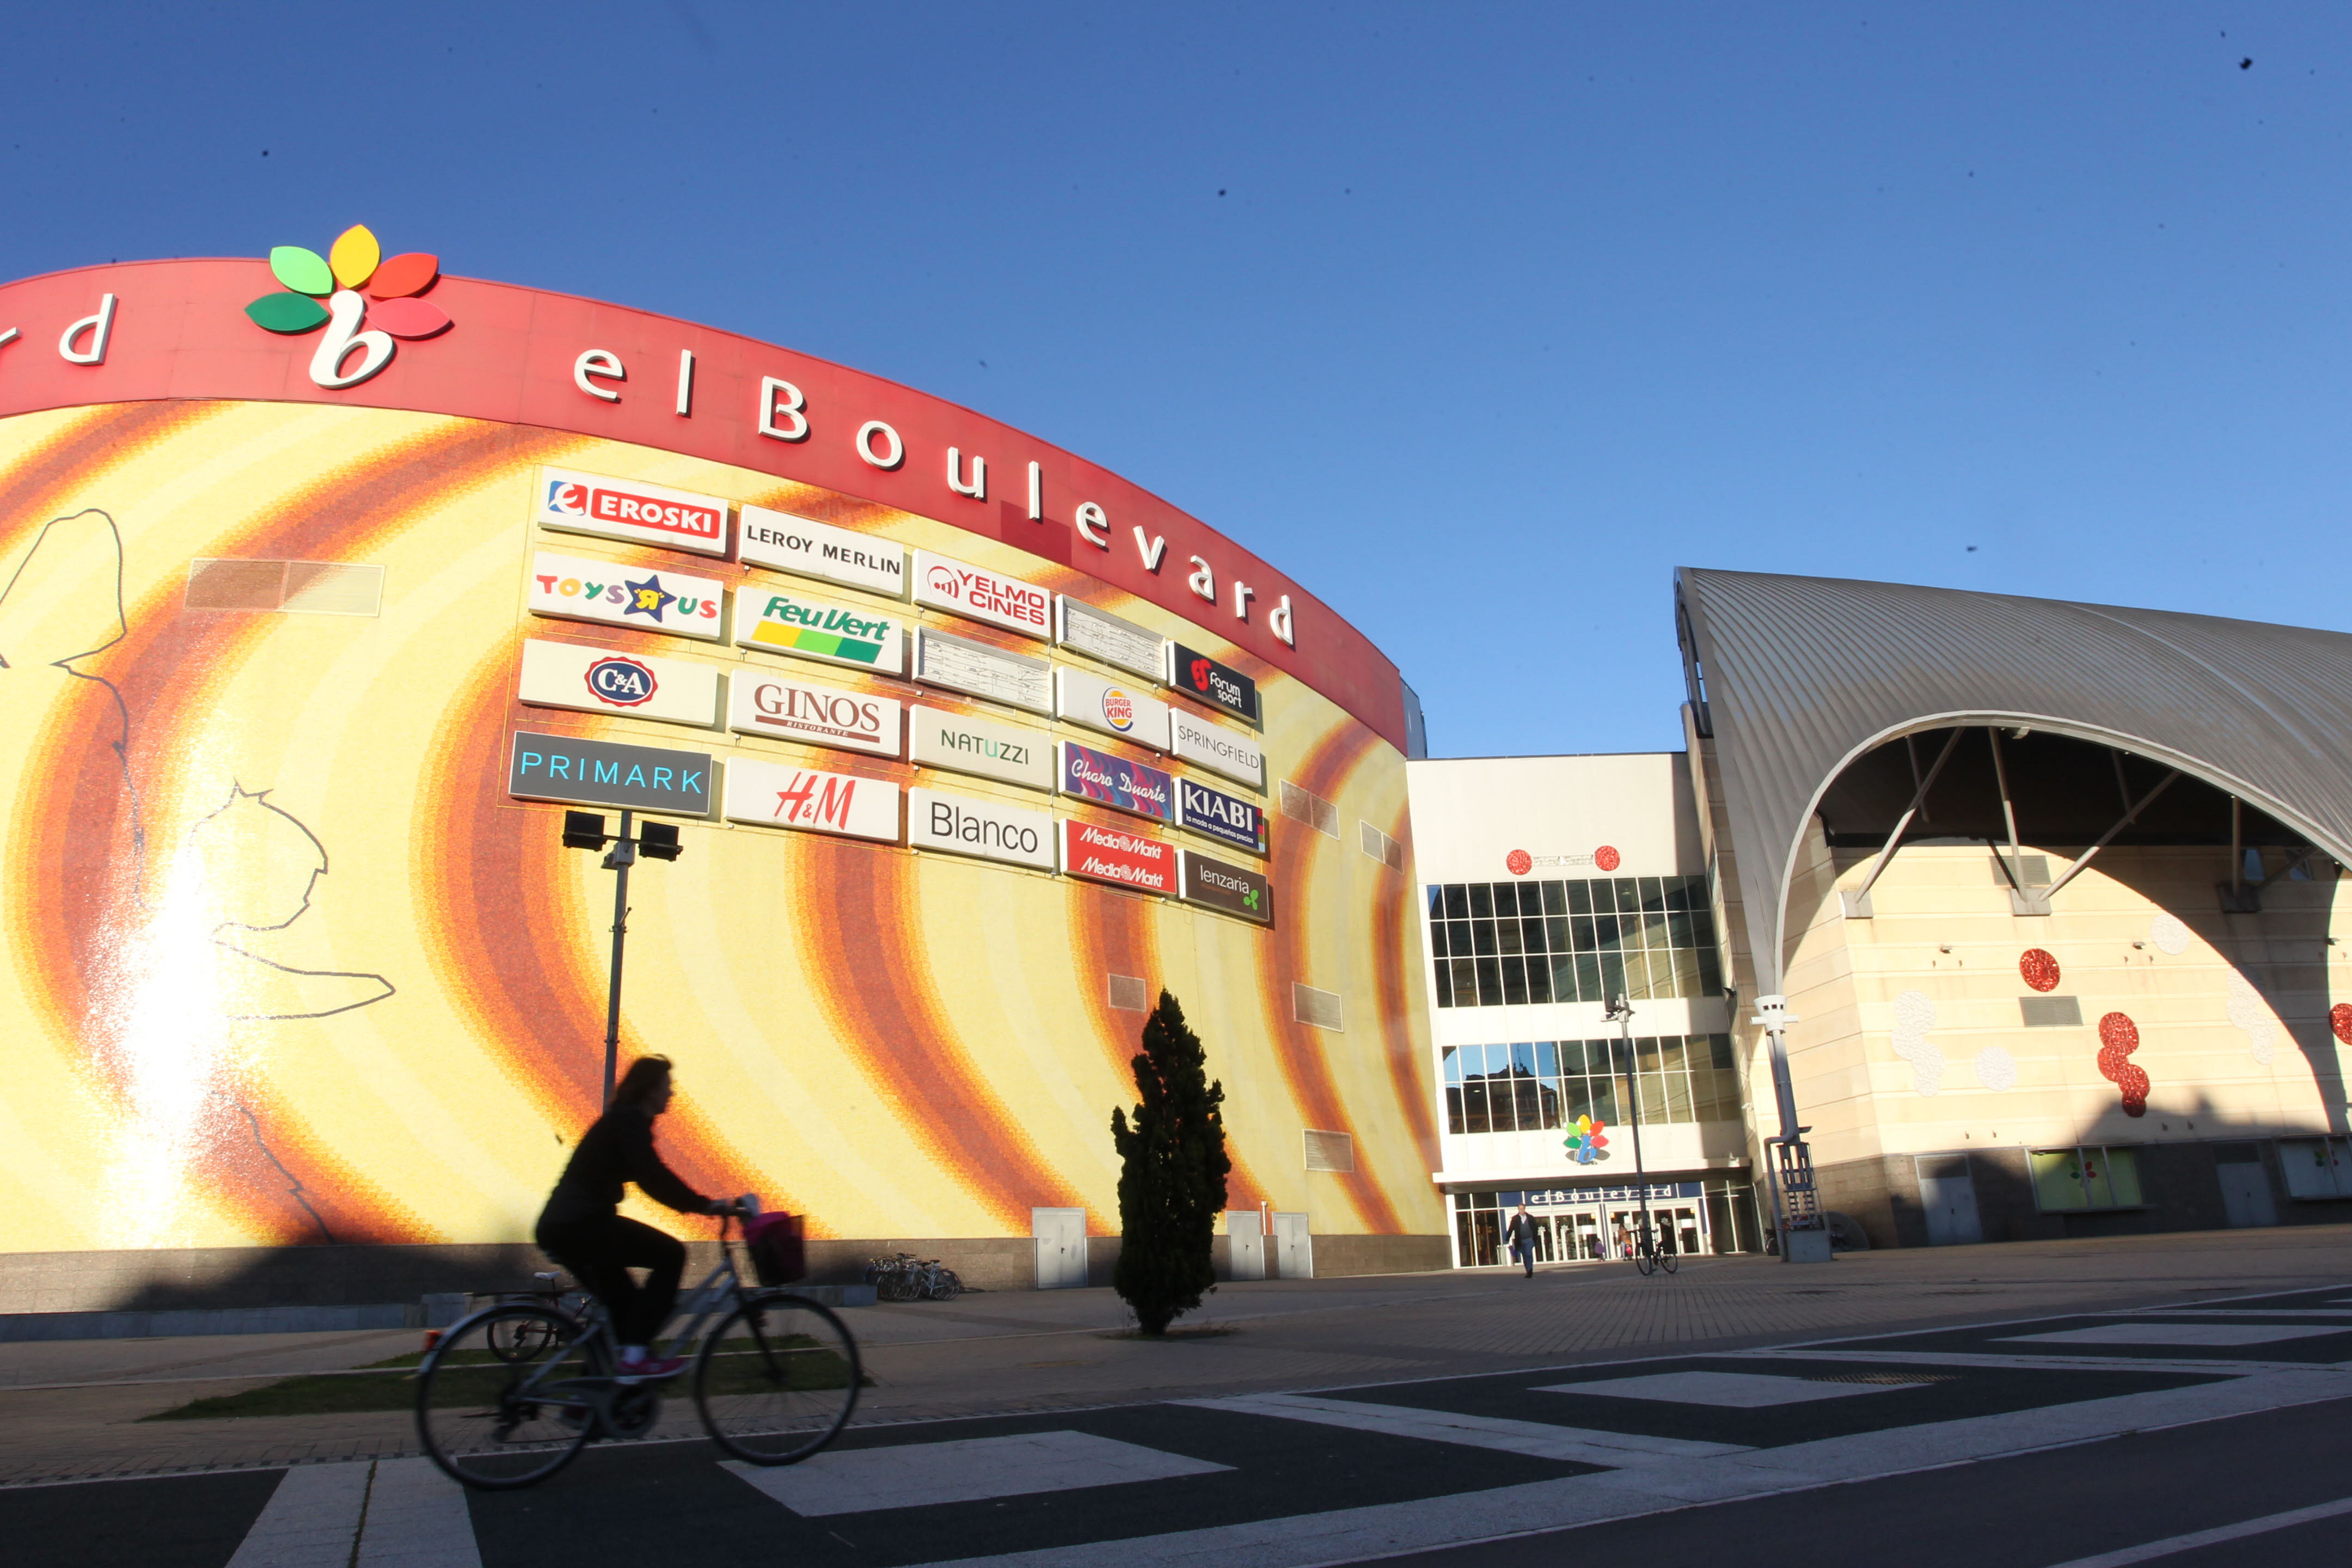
[536, 1216, 684, 1347]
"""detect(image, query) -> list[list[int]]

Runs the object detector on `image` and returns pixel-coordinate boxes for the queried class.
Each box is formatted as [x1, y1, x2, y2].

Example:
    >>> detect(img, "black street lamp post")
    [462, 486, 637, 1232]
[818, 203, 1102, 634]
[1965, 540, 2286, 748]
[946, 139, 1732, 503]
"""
[561, 810, 682, 1106]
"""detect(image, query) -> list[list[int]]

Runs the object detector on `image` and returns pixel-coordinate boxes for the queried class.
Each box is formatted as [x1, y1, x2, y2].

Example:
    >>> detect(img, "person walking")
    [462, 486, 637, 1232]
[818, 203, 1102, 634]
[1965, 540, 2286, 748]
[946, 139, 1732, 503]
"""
[1506, 1204, 1538, 1278]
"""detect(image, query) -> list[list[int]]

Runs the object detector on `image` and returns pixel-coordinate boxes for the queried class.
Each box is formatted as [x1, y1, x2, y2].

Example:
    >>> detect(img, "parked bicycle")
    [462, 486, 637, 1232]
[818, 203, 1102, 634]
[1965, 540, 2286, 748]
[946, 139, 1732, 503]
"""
[476, 1271, 590, 1363]
[415, 1200, 860, 1489]
[864, 1252, 963, 1301]
[1632, 1216, 1680, 1277]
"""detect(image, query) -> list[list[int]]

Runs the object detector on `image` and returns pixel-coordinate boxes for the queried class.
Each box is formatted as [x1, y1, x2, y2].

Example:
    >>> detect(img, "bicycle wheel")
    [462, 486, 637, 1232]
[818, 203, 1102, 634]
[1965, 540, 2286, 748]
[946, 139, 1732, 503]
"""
[696, 1291, 862, 1465]
[416, 1306, 602, 1489]
[1633, 1242, 1656, 1277]
[1661, 1244, 1680, 1275]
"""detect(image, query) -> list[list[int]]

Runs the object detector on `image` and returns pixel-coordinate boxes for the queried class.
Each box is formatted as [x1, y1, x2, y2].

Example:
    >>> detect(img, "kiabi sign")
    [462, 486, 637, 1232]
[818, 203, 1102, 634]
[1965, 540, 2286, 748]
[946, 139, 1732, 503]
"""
[1176, 776, 1267, 857]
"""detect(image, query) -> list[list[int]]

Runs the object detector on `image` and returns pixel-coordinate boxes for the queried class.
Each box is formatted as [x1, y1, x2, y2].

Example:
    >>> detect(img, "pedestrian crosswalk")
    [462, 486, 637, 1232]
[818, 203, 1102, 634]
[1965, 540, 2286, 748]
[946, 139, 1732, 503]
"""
[20, 1281, 2352, 1568]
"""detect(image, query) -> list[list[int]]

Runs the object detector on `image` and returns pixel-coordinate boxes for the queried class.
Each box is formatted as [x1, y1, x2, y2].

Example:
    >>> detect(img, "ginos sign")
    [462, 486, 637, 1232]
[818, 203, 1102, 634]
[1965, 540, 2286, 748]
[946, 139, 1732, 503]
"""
[727, 675, 902, 758]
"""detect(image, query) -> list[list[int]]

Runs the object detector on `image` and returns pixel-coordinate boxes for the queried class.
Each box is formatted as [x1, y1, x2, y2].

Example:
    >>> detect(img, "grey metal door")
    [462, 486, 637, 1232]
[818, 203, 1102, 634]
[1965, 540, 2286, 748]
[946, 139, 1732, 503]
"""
[1031, 1207, 1087, 1288]
[2214, 1144, 2278, 1228]
[1270, 1212, 1312, 1278]
[1916, 1155, 1983, 1246]
[1226, 1210, 1265, 1281]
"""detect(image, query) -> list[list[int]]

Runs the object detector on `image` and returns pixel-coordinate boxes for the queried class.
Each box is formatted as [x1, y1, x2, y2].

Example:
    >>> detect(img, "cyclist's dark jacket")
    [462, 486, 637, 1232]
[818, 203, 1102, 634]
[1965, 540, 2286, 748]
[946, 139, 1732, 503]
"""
[538, 1105, 710, 1227]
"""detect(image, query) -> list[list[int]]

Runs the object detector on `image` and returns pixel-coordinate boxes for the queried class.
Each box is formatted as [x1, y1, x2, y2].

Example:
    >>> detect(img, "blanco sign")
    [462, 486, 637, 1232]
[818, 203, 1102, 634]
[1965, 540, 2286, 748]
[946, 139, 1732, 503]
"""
[1055, 666, 1171, 752]
[738, 504, 906, 598]
[727, 673, 901, 758]
[908, 705, 1055, 791]
[1056, 596, 1165, 683]
[535, 466, 730, 557]
[1171, 706, 1265, 789]
[722, 757, 901, 842]
[528, 551, 727, 642]
[517, 638, 722, 728]
[911, 550, 1053, 640]
[906, 787, 1056, 870]
[914, 627, 1052, 714]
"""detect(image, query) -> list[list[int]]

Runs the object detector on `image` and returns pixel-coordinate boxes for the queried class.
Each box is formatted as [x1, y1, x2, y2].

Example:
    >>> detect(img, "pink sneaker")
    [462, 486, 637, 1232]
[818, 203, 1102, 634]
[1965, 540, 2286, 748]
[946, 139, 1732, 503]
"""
[616, 1354, 687, 1384]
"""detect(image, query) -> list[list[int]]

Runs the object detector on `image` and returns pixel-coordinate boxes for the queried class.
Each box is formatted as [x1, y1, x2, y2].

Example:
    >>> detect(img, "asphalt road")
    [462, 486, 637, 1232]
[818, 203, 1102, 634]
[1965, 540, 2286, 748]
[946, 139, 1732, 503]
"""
[14, 1281, 2352, 1567]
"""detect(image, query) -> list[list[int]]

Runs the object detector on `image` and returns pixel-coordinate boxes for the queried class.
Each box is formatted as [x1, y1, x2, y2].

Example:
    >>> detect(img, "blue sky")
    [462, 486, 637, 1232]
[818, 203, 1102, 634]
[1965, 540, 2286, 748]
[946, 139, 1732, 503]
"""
[4, 5, 2344, 756]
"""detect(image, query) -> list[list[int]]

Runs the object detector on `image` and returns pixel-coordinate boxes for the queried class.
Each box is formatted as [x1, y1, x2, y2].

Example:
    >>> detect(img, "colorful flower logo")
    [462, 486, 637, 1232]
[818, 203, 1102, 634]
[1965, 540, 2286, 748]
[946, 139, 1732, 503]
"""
[243, 225, 449, 390]
[1564, 1114, 1611, 1165]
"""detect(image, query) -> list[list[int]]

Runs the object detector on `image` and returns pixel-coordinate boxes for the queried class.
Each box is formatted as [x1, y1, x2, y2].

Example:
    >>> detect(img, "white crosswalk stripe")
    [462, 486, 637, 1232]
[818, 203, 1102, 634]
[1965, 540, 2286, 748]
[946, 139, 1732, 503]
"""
[722, 1430, 1229, 1516]
[226, 1461, 372, 1568]
[355, 1459, 481, 1568]
[1180, 1392, 1747, 1465]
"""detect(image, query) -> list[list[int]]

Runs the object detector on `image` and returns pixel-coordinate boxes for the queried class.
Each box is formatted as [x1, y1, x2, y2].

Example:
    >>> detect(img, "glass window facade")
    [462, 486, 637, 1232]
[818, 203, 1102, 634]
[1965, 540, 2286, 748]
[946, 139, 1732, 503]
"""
[2028, 1146, 2145, 1212]
[1441, 1034, 1742, 1134]
[1450, 1180, 1757, 1264]
[1426, 877, 1722, 1008]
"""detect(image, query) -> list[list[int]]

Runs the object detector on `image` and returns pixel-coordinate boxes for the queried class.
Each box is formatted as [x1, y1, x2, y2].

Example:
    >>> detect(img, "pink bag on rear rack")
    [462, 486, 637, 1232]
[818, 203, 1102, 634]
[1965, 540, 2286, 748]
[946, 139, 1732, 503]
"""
[744, 1212, 807, 1286]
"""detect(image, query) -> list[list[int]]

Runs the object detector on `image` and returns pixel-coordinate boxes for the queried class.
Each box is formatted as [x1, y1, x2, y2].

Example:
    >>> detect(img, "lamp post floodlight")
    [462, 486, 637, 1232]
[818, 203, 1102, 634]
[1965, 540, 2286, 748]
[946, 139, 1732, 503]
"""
[1604, 993, 1656, 1266]
[559, 808, 683, 1106]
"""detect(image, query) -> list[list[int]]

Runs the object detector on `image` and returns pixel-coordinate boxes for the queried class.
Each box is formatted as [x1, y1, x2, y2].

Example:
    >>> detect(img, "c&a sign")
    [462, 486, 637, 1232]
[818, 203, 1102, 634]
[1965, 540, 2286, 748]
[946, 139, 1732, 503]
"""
[529, 550, 725, 641]
[1059, 740, 1174, 824]
[1059, 819, 1177, 894]
[721, 756, 900, 842]
[727, 675, 901, 758]
[536, 465, 730, 557]
[517, 638, 722, 727]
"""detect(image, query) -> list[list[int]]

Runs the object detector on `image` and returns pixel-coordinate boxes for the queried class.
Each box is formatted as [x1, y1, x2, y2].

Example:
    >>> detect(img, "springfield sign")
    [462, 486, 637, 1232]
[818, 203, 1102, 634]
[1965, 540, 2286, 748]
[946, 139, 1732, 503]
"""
[528, 551, 725, 641]
[1171, 707, 1265, 789]
[535, 465, 729, 556]
[509, 731, 712, 815]
[911, 550, 1052, 640]
[1059, 819, 1176, 894]
[734, 589, 906, 676]
[738, 504, 905, 597]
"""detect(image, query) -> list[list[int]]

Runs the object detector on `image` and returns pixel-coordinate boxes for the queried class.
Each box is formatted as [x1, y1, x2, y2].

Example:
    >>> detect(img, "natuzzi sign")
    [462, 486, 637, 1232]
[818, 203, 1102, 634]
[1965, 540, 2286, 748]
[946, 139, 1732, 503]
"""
[0, 259, 1406, 750]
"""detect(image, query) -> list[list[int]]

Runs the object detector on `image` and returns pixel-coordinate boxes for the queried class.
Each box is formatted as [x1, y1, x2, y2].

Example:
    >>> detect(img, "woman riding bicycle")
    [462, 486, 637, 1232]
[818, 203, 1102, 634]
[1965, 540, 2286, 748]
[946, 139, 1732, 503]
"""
[536, 1055, 730, 1382]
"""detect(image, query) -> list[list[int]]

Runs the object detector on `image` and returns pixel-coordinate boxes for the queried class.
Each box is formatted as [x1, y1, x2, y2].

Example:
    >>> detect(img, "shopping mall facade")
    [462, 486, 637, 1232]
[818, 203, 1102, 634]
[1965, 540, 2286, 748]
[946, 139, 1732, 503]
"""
[3, 240, 2348, 1321]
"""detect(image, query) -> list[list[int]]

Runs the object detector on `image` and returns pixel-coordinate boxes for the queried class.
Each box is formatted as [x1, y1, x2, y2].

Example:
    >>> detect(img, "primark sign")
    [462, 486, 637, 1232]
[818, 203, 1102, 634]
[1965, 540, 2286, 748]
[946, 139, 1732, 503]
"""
[508, 730, 713, 814]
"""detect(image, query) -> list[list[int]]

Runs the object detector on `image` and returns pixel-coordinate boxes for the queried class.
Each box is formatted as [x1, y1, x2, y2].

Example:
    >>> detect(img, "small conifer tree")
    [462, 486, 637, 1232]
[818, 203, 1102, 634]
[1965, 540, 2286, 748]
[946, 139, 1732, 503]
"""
[1110, 990, 1232, 1335]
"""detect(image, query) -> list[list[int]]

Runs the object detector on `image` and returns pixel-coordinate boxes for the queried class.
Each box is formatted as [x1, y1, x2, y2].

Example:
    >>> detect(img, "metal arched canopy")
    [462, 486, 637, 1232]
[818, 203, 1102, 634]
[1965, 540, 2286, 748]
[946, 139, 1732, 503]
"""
[1674, 567, 2352, 995]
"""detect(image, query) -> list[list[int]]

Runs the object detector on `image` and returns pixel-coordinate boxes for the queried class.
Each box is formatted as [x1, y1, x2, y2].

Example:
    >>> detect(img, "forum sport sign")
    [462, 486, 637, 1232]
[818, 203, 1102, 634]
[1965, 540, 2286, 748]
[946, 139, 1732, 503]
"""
[721, 756, 899, 841]
[727, 674, 901, 758]
[528, 551, 725, 641]
[1059, 819, 1176, 894]
[535, 466, 729, 557]
[1167, 642, 1260, 727]
[517, 638, 721, 727]
[509, 731, 712, 814]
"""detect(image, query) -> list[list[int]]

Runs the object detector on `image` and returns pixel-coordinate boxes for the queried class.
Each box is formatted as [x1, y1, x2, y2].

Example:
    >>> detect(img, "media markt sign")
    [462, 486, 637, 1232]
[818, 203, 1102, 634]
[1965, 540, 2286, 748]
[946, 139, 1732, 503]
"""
[721, 756, 901, 842]
[733, 589, 908, 676]
[1059, 818, 1176, 894]
[1178, 849, 1274, 927]
[509, 730, 712, 815]
[906, 787, 1055, 870]
[528, 550, 726, 642]
[535, 465, 731, 557]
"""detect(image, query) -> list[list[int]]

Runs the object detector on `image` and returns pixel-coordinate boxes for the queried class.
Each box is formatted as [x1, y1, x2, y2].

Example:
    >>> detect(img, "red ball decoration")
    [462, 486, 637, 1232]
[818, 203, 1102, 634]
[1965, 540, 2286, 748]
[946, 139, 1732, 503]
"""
[1595, 846, 1621, 872]
[2332, 1003, 2352, 1046]
[2019, 948, 2061, 993]
[1505, 849, 1532, 876]
[2097, 1011, 2149, 1117]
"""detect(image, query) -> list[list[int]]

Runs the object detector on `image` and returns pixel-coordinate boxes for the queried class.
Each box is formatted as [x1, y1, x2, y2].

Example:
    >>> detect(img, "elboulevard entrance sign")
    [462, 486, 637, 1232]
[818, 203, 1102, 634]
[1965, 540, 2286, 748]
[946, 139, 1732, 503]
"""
[509, 731, 714, 815]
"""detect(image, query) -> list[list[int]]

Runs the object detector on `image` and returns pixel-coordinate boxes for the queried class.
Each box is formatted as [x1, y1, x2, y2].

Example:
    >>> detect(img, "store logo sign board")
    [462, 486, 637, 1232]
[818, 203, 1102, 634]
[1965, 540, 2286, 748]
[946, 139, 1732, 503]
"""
[1057, 596, 1165, 684]
[536, 465, 730, 556]
[1167, 642, 1260, 727]
[911, 550, 1051, 640]
[1055, 666, 1171, 751]
[518, 638, 721, 727]
[1176, 777, 1268, 857]
[1170, 707, 1265, 789]
[509, 730, 712, 815]
[1060, 819, 1177, 893]
[528, 551, 725, 642]
[906, 788, 1055, 870]
[721, 756, 900, 842]
[727, 675, 901, 758]
[914, 628, 1052, 715]
[738, 504, 905, 598]
[909, 705, 1054, 791]
[1060, 740, 1174, 824]
[733, 590, 906, 676]
[1178, 849, 1275, 927]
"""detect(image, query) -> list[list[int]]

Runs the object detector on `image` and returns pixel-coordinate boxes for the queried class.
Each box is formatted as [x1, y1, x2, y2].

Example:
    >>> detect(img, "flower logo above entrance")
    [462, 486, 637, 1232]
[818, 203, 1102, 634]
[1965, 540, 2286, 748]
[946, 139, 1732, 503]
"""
[1564, 1114, 1610, 1165]
[243, 225, 450, 389]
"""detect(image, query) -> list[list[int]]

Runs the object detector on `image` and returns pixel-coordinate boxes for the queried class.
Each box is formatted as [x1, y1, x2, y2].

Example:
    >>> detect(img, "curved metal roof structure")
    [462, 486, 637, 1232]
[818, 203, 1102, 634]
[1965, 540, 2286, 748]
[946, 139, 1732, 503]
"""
[1675, 567, 2352, 993]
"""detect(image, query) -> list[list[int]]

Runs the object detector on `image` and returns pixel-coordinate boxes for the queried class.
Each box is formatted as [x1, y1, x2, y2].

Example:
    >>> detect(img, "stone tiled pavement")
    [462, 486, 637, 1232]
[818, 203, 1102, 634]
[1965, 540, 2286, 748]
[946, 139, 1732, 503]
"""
[5, 1224, 2348, 1485]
